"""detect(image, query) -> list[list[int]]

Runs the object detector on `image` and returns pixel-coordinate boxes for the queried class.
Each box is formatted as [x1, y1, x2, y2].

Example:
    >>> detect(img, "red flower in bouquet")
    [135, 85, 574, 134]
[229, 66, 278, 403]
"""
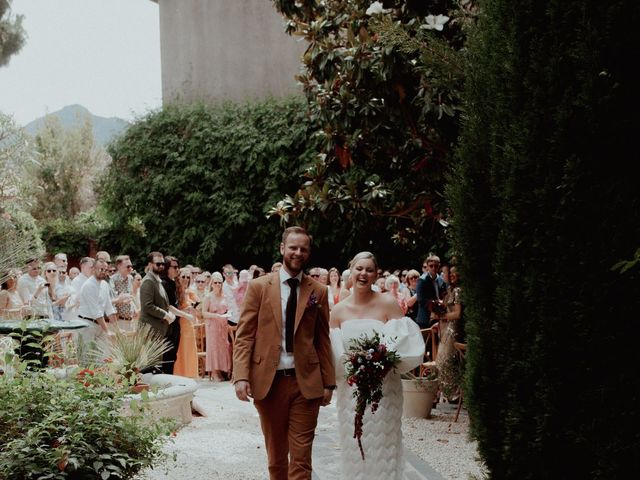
[344, 332, 400, 460]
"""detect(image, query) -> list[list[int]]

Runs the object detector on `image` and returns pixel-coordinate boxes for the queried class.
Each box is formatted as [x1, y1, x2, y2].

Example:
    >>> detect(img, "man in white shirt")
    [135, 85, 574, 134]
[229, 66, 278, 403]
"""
[54, 252, 70, 287]
[77, 259, 114, 344]
[70, 257, 95, 294]
[17, 257, 49, 318]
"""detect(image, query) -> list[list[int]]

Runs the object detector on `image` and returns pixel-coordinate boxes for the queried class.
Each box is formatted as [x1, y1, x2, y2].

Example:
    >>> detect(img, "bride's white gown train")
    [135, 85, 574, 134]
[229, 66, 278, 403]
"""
[330, 317, 424, 479]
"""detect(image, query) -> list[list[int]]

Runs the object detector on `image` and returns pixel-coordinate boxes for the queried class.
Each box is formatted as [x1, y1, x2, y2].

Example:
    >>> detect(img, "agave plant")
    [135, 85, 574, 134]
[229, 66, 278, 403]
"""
[91, 324, 171, 384]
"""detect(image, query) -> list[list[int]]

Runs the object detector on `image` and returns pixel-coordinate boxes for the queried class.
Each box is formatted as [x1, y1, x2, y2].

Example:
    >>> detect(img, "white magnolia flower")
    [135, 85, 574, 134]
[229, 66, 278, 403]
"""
[366, 1, 388, 16]
[421, 14, 450, 31]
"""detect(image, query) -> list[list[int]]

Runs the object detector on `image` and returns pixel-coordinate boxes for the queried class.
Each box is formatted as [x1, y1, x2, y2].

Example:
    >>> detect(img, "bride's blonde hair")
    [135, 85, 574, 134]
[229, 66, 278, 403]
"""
[348, 251, 378, 271]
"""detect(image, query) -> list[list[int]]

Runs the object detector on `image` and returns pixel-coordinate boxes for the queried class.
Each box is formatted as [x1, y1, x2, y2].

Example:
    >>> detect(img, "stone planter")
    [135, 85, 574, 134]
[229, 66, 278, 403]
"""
[123, 374, 198, 425]
[402, 378, 439, 419]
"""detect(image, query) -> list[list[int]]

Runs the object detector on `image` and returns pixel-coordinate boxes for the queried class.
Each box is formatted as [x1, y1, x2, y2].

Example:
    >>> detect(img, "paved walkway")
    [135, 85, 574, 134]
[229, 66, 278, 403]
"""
[141, 381, 447, 480]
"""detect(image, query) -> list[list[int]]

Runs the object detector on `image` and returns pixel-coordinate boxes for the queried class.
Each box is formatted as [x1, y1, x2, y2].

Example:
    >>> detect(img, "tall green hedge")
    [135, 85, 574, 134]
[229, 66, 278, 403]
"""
[449, 0, 640, 477]
[100, 98, 421, 269]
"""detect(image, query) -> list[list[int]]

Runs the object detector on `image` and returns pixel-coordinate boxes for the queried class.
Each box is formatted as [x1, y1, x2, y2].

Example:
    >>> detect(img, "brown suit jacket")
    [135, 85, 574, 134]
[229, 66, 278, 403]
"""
[232, 272, 335, 401]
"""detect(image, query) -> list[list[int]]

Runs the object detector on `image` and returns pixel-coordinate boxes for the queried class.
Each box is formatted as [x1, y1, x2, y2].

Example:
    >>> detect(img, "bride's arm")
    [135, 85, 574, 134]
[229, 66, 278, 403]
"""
[329, 302, 345, 328]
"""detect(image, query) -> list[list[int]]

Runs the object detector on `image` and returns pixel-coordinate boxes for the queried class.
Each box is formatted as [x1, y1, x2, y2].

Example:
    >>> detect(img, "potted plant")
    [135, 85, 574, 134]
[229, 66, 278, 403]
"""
[401, 369, 439, 418]
[91, 324, 171, 391]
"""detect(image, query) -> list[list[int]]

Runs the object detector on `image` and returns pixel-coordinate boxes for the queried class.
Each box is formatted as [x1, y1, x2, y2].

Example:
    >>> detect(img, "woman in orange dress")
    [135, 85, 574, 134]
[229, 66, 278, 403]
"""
[328, 267, 341, 306]
[173, 268, 199, 378]
[201, 272, 231, 381]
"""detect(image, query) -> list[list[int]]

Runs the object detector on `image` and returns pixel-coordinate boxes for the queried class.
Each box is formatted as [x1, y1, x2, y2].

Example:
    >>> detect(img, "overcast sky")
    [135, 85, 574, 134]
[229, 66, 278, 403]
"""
[0, 0, 162, 125]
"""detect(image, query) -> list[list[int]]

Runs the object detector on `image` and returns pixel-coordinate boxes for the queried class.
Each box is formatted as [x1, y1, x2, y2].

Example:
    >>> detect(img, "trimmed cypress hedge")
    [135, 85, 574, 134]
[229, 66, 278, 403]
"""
[449, 1, 640, 477]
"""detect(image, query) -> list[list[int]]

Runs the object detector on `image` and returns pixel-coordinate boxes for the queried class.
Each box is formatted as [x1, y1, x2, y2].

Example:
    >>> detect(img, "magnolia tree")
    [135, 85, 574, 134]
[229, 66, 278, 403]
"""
[270, 0, 476, 250]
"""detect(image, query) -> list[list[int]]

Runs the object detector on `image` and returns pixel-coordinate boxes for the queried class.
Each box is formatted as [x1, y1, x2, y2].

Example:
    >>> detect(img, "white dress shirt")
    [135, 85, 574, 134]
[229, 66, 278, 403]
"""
[17, 273, 50, 317]
[277, 268, 303, 370]
[78, 276, 115, 320]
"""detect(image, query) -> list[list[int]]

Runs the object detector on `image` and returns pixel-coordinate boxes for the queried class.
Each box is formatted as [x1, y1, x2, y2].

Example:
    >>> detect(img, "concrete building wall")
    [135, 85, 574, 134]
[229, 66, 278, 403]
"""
[156, 0, 304, 105]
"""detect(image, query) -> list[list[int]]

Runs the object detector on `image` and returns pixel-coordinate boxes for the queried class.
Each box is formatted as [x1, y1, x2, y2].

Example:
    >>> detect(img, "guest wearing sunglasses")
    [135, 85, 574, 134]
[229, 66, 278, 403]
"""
[173, 268, 199, 378]
[202, 272, 231, 381]
[17, 257, 49, 318]
[139, 252, 177, 373]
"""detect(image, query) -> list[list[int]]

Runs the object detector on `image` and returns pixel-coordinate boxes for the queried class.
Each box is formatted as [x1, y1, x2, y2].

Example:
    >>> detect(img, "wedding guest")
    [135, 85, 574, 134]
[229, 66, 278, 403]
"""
[374, 276, 386, 293]
[385, 274, 408, 314]
[233, 226, 334, 479]
[54, 253, 70, 287]
[202, 272, 231, 381]
[173, 267, 199, 378]
[161, 256, 182, 374]
[222, 264, 239, 325]
[434, 266, 464, 402]
[53, 266, 73, 321]
[318, 268, 329, 286]
[415, 254, 447, 329]
[68, 267, 80, 281]
[234, 269, 250, 309]
[329, 251, 424, 478]
[193, 273, 208, 307]
[203, 271, 213, 291]
[404, 269, 420, 320]
[132, 272, 142, 318]
[139, 252, 177, 372]
[328, 267, 341, 306]
[77, 259, 113, 343]
[17, 258, 49, 318]
[110, 255, 135, 331]
[339, 268, 353, 302]
[0, 269, 25, 320]
[271, 262, 282, 273]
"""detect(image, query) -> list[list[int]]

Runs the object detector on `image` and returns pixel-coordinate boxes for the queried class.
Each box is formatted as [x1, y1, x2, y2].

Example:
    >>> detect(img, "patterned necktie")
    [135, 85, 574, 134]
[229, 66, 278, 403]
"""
[285, 278, 299, 353]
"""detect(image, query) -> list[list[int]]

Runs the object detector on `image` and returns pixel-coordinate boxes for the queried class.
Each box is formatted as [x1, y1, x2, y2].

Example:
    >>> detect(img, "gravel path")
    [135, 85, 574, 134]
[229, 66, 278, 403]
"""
[140, 381, 485, 480]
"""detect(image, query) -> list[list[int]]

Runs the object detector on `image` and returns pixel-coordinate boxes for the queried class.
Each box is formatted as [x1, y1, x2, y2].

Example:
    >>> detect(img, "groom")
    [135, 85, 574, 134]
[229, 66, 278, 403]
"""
[233, 226, 335, 480]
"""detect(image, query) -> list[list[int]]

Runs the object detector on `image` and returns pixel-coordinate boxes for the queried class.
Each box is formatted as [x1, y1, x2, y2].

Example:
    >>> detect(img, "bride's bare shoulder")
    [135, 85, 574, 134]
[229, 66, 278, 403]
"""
[377, 292, 403, 319]
[330, 298, 351, 327]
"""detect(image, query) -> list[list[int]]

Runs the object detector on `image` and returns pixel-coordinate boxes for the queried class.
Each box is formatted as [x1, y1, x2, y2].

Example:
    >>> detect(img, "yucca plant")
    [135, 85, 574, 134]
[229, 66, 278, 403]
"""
[91, 324, 171, 384]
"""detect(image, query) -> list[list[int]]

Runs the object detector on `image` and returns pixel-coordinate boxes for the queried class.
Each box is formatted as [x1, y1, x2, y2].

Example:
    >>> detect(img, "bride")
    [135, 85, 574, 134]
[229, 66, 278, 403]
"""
[330, 252, 425, 479]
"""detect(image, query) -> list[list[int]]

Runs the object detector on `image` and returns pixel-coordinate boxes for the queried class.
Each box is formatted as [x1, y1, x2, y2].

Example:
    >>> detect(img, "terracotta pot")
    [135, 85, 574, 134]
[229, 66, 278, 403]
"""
[130, 382, 150, 394]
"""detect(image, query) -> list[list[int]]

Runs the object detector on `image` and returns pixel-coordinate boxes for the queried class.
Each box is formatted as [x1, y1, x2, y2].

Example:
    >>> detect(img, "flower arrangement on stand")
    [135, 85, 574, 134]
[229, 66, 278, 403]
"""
[344, 332, 400, 460]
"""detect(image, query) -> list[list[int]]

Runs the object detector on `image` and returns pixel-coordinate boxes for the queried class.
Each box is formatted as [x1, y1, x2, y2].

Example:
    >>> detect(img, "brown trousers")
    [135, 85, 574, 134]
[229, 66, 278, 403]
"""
[254, 375, 322, 480]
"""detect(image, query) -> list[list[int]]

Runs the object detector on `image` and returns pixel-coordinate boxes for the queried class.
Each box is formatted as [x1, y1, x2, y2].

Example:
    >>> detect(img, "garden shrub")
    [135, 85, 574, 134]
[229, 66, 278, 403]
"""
[0, 358, 174, 479]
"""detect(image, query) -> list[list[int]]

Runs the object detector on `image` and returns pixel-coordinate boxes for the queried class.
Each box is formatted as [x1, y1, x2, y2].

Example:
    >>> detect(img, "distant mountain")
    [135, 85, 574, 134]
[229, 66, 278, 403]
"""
[23, 104, 129, 147]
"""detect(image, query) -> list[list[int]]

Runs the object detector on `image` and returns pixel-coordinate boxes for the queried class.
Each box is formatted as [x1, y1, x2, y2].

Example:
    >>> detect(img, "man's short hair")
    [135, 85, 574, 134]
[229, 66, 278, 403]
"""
[96, 251, 110, 261]
[115, 255, 130, 266]
[79, 257, 95, 266]
[147, 251, 163, 264]
[425, 254, 440, 264]
[25, 257, 39, 265]
[281, 226, 312, 246]
[54, 253, 67, 261]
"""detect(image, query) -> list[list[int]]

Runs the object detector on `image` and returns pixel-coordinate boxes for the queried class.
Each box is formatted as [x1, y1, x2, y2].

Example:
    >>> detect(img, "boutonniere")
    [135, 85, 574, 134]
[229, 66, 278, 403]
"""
[307, 291, 318, 308]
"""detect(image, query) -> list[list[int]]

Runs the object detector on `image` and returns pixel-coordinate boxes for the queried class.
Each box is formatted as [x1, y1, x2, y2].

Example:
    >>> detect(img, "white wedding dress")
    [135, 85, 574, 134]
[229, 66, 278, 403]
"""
[330, 317, 425, 479]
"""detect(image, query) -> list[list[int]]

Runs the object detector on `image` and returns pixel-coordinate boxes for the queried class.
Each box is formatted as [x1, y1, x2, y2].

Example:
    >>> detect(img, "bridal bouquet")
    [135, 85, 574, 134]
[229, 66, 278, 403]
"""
[344, 332, 401, 460]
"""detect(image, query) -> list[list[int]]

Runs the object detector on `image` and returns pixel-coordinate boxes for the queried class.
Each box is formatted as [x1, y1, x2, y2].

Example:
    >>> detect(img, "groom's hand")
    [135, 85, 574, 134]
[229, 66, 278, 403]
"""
[235, 380, 252, 401]
[321, 388, 333, 407]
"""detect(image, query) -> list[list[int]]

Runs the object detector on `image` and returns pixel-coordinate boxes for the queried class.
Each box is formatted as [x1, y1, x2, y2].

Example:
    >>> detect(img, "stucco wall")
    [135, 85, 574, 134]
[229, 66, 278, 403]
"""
[157, 0, 304, 104]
